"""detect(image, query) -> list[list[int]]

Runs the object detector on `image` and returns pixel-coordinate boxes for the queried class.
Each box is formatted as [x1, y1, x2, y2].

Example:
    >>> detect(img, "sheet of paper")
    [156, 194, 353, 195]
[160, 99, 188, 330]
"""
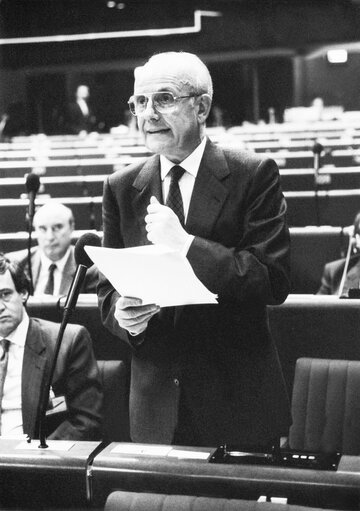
[85, 244, 218, 307]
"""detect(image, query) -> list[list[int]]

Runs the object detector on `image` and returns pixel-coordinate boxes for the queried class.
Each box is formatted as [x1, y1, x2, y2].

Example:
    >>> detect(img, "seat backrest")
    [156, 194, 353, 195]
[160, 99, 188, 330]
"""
[104, 491, 341, 511]
[97, 360, 130, 442]
[289, 357, 360, 455]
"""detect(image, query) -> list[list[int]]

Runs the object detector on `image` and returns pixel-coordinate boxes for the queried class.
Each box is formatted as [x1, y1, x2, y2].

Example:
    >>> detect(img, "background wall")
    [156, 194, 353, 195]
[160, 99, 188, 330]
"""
[0, 0, 360, 134]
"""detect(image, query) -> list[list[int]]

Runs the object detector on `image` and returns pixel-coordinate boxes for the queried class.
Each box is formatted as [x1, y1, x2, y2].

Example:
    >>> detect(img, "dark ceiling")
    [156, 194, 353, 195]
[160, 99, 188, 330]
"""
[1, 0, 360, 43]
[1, 0, 360, 69]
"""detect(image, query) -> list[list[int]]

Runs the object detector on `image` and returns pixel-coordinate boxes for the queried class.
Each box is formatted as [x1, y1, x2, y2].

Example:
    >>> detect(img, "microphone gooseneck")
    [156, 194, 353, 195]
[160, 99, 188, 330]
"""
[37, 232, 101, 448]
[312, 141, 324, 226]
[25, 173, 41, 296]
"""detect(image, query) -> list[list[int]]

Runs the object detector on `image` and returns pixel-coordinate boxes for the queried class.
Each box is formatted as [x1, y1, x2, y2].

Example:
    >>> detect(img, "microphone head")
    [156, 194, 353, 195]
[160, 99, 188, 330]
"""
[74, 233, 101, 268]
[313, 142, 324, 155]
[25, 173, 40, 194]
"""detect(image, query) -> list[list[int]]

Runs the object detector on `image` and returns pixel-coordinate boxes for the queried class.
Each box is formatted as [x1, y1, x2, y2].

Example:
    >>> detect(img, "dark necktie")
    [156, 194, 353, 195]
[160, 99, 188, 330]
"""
[44, 263, 57, 295]
[0, 339, 10, 435]
[166, 165, 186, 226]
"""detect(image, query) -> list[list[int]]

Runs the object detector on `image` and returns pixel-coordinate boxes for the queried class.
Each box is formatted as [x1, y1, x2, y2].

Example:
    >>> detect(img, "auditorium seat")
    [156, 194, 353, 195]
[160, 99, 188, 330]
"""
[285, 189, 360, 226]
[104, 491, 341, 511]
[97, 360, 130, 442]
[288, 358, 360, 455]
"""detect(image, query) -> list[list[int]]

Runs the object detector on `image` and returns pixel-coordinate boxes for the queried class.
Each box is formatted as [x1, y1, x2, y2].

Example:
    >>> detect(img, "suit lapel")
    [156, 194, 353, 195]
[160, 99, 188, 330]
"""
[132, 154, 163, 245]
[345, 258, 360, 290]
[31, 250, 42, 290]
[22, 319, 48, 438]
[59, 248, 76, 295]
[186, 140, 230, 238]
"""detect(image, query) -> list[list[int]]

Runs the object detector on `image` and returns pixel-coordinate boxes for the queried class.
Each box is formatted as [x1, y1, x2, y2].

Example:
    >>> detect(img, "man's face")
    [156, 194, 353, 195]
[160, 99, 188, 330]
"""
[0, 270, 27, 338]
[34, 209, 74, 262]
[134, 63, 202, 162]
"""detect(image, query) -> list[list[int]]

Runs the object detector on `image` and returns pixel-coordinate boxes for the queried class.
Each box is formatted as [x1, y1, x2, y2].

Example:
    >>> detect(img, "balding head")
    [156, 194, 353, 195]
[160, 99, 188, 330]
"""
[133, 51, 213, 162]
[34, 201, 74, 262]
[136, 52, 213, 101]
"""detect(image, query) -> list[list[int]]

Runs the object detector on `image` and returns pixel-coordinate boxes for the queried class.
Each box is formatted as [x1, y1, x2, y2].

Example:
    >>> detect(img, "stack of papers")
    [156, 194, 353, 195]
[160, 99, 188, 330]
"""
[85, 244, 218, 307]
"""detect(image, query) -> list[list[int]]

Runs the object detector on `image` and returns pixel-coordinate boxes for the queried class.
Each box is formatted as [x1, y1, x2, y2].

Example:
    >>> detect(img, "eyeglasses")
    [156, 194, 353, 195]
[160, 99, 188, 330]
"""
[128, 91, 201, 116]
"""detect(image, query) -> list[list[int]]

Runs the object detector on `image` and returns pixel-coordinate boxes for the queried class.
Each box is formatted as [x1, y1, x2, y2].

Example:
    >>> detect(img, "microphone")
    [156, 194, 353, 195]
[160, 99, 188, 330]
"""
[313, 142, 324, 183]
[63, 232, 101, 314]
[25, 173, 40, 295]
[37, 232, 101, 448]
[25, 173, 40, 221]
[312, 142, 324, 226]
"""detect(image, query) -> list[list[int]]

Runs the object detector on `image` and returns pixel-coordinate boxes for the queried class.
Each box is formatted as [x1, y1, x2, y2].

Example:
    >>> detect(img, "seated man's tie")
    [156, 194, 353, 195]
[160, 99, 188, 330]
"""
[0, 339, 10, 435]
[44, 263, 57, 295]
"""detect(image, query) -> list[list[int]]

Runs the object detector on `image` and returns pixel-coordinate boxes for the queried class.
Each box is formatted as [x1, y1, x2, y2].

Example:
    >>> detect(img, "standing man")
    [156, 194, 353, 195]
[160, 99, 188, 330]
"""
[0, 254, 102, 440]
[65, 84, 97, 135]
[97, 52, 291, 449]
[6, 200, 98, 296]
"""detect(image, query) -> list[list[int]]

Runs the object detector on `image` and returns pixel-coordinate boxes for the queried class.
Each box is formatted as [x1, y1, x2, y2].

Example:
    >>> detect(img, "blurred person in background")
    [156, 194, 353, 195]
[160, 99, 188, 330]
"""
[64, 84, 97, 135]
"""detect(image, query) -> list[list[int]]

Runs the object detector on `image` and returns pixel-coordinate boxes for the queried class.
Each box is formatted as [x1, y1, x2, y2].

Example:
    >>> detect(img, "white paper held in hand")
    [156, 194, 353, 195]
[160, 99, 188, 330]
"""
[85, 244, 218, 307]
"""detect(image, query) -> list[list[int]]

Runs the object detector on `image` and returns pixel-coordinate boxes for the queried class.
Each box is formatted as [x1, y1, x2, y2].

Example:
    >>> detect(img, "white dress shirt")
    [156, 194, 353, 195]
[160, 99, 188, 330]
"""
[35, 247, 71, 296]
[1, 311, 29, 436]
[160, 137, 207, 254]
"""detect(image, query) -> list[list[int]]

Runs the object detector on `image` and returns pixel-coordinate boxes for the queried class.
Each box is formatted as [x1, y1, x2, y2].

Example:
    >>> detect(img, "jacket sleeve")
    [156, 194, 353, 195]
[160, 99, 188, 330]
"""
[187, 157, 291, 306]
[317, 263, 333, 295]
[49, 325, 103, 441]
[97, 176, 136, 344]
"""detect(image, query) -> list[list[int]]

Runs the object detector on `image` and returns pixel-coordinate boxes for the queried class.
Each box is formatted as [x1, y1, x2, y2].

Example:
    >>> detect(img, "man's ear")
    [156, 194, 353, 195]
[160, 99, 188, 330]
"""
[21, 289, 29, 304]
[196, 94, 212, 123]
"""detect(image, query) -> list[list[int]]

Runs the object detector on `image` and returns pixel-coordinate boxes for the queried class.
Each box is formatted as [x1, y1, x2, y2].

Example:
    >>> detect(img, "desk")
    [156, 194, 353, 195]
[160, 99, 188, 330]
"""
[25, 294, 360, 400]
[0, 438, 101, 509]
[91, 442, 360, 509]
[269, 295, 360, 396]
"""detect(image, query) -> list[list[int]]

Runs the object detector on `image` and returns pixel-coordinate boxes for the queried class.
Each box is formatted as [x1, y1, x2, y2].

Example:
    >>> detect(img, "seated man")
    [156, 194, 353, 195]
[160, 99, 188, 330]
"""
[0, 253, 103, 440]
[317, 212, 360, 296]
[6, 200, 98, 296]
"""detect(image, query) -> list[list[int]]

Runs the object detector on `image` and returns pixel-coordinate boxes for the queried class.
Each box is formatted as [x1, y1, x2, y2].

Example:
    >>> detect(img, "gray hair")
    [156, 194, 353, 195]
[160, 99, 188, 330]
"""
[141, 51, 213, 100]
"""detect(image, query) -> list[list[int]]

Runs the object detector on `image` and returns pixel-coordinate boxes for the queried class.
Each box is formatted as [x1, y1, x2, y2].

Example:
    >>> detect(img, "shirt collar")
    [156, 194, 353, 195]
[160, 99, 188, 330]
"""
[39, 246, 71, 273]
[5, 310, 29, 347]
[160, 136, 207, 181]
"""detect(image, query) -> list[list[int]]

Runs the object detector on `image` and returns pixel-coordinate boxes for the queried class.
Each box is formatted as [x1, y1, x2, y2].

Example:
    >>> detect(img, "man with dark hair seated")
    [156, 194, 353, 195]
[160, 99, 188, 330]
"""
[0, 253, 103, 440]
[318, 212, 360, 296]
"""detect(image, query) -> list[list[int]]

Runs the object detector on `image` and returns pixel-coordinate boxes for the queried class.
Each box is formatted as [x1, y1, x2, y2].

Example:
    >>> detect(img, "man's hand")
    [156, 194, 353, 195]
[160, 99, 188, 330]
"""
[115, 296, 160, 336]
[145, 196, 189, 251]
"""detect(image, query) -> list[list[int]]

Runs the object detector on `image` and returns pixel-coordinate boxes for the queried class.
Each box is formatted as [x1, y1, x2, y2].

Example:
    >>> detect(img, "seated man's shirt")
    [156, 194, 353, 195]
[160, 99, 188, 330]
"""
[1, 311, 28, 436]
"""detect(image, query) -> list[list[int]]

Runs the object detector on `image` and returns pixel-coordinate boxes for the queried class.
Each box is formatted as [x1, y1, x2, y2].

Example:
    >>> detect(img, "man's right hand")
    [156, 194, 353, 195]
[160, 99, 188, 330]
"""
[114, 296, 160, 336]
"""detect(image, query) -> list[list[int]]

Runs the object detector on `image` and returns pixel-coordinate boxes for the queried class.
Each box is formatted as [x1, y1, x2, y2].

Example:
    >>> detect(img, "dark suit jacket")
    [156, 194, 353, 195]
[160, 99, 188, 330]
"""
[98, 139, 291, 448]
[317, 254, 360, 295]
[7, 245, 98, 296]
[22, 317, 103, 440]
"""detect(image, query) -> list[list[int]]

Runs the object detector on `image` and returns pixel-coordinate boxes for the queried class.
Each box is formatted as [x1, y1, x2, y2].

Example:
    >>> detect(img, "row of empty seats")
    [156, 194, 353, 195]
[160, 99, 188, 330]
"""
[0, 191, 358, 232]
[3, 166, 360, 200]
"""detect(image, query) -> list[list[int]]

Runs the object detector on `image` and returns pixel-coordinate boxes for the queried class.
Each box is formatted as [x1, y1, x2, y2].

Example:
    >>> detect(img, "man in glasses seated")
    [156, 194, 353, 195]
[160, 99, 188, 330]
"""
[98, 51, 291, 450]
[6, 200, 98, 296]
[0, 254, 102, 440]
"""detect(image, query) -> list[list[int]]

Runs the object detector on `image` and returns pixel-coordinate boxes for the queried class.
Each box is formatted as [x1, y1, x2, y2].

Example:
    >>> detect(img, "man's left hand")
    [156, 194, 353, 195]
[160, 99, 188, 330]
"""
[145, 196, 189, 251]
